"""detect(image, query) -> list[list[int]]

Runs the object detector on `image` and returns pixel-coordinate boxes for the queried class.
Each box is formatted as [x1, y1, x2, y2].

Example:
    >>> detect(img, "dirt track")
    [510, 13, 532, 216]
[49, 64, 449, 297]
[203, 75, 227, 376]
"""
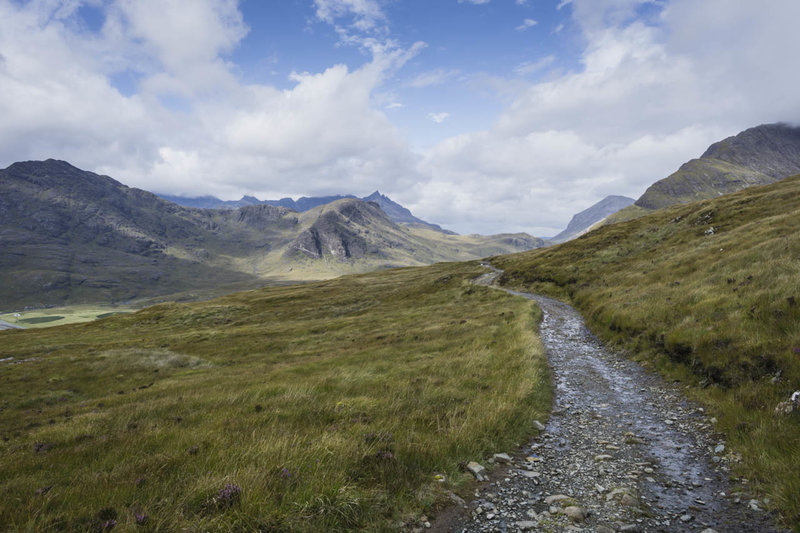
[432, 269, 783, 532]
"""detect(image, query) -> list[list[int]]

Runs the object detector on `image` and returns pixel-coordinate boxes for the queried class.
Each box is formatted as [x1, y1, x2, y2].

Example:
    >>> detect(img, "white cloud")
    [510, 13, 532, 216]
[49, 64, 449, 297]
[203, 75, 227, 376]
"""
[409, 0, 800, 234]
[458, 0, 492, 4]
[428, 112, 450, 124]
[515, 18, 538, 31]
[2, 0, 800, 238]
[0, 0, 422, 201]
[407, 68, 460, 88]
[313, 0, 385, 32]
[514, 55, 556, 76]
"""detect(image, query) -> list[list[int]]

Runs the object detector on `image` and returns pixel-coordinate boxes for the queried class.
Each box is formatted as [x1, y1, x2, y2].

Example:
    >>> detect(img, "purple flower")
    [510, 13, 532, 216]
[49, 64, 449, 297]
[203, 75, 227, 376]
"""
[103, 519, 117, 530]
[134, 513, 148, 525]
[215, 483, 242, 508]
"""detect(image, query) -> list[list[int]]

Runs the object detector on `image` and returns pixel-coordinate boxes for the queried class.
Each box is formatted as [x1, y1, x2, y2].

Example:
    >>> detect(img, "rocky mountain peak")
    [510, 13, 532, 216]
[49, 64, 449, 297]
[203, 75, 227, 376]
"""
[634, 122, 800, 210]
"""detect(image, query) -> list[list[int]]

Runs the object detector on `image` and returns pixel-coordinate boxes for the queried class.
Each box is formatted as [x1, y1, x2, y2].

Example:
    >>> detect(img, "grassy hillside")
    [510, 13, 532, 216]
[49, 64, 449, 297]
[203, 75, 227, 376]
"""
[635, 157, 773, 210]
[494, 175, 800, 526]
[0, 262, 549, 532]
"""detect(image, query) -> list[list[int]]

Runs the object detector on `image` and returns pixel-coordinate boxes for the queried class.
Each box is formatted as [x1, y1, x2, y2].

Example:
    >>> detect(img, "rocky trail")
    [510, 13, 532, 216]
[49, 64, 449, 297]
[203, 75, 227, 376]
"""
[430, 270, 783, 533]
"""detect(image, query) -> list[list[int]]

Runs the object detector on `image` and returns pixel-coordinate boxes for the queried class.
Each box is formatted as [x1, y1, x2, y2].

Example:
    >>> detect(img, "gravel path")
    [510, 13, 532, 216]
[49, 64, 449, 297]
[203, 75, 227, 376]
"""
[432, 275, 783, 533]
[0, 318, 23, 330]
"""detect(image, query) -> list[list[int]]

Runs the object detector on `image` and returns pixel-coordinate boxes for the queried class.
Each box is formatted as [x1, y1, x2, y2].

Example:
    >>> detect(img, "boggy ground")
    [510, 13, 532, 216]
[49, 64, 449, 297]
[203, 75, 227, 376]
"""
[434, 288, 784, 533]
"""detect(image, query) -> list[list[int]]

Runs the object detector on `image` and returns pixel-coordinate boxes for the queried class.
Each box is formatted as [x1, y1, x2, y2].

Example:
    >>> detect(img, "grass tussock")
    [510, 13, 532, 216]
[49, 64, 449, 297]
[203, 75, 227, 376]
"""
[0, 261, 549, 531]
[495, 175, 800, 527]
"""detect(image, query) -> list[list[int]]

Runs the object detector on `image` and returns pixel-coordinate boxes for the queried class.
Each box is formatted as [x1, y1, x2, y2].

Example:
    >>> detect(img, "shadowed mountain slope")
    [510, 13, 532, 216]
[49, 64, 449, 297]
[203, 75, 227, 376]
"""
[635, 123, 800, 210]
[0, 160, 542, 309]
[550, 195, 634, 243]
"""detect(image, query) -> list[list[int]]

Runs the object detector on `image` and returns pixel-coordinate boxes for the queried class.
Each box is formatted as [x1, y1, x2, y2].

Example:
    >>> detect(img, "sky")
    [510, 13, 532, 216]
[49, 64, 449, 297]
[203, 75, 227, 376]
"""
[1, 0, 799, 236]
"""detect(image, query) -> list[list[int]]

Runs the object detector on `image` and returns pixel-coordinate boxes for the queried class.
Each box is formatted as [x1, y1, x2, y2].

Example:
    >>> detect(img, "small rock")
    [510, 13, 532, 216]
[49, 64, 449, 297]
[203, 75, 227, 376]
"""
[714, 444, 725, 454]
[619, 525, 641, 532]
[515, 521, 537, 531]
[532, 420, 546, 431]
[544, 494, 574, 505]
[596, 526, 615, 533]
[466, 461, 487, 481]
[700, 529, 719, 533]
[594, 454, 613, 462]
[563, 506, 586, 523]
[749, 499, 761, 511]
[680, 514, 693, 522]
[620, 493, 638, 506]
[446, 491, 465, 506]
[774, 401, 794, 415]
[493, 453, 512, 464]
[486, 512, 495, 520]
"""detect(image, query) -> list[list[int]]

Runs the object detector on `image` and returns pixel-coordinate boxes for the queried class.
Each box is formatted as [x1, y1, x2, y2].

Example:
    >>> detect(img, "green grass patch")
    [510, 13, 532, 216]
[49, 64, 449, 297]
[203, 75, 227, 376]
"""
[18, 316, 64, 324]
[1, 305, 138, 330]
[95, 312, 131, 319]
[0, 261, 549, 531]
[495, 175, 800, 528]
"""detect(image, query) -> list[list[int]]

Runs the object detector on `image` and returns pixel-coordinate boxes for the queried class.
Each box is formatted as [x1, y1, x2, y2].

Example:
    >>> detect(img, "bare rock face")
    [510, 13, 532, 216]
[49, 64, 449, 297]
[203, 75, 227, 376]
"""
[284, 202, 375, 260]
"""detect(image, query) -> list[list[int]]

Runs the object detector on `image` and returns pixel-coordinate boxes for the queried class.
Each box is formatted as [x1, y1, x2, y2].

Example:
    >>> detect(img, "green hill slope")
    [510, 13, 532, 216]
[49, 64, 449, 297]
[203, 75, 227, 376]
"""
[0, 262, 549, 531]
[495, 176, 800, 524]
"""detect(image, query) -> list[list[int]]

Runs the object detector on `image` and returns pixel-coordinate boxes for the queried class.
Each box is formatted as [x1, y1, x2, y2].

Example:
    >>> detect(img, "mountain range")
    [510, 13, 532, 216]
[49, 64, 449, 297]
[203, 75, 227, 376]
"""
[4, 123, 799, 309]
[159, 190, 452, 233]
[605, 123, 800, 224]
[0, 160, 542, 309]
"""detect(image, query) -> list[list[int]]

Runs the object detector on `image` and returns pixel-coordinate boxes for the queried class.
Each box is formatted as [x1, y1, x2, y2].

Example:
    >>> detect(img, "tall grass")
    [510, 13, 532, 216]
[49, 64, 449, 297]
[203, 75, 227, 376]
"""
[495, 176, 800, 528]
[0, 261, 549, 531]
